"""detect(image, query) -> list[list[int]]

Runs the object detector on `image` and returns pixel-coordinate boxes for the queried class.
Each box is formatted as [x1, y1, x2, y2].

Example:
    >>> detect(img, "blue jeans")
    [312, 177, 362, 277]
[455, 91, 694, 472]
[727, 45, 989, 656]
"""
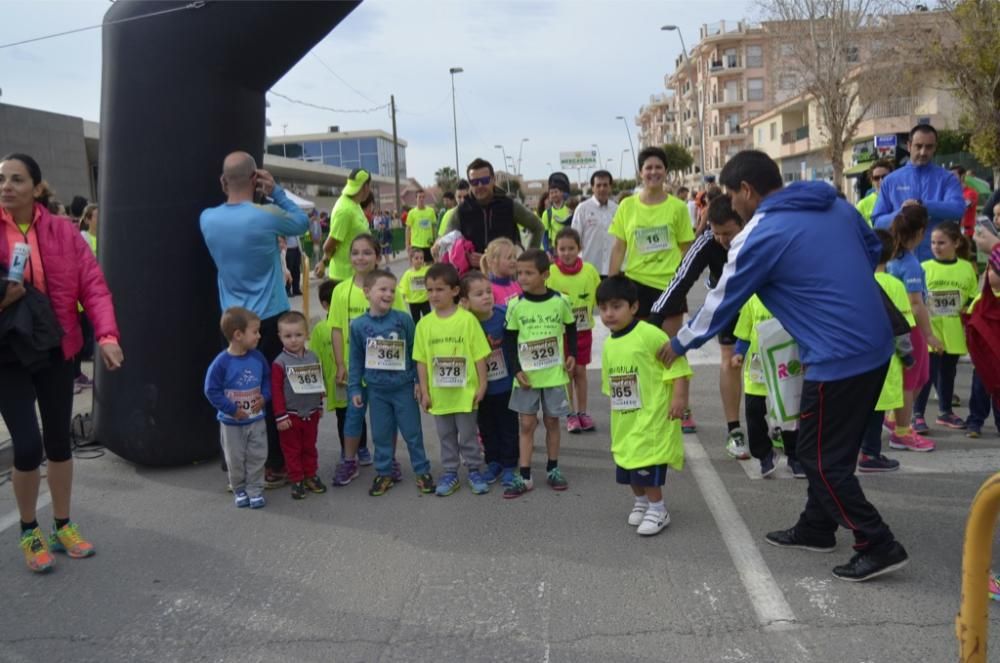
[967, 370, 1000, 432]
[369, 383, 430, 477]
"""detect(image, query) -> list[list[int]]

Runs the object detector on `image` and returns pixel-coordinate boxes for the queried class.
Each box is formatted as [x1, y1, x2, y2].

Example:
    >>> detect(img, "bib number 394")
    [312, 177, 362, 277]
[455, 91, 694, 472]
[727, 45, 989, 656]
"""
[365, 338, 406, 371]
[433, 356, 467, 387]
[635, 226, 670, 254]
[287, 364, 324, 394]
[518, 337, 560, 371]
[929, 290, 960, 317]
[609, 374, 641, 411]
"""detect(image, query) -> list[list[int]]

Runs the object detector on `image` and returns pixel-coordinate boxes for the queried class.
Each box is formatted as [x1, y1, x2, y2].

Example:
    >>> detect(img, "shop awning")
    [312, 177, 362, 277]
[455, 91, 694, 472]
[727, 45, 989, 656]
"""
[844, 161, 874, 177]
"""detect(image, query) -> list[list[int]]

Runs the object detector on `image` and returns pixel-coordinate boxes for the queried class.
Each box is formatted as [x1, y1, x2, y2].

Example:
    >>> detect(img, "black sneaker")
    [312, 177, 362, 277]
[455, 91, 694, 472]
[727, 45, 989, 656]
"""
[290, 481, 306, 500]
[765, 527, 836, 553]
[832, 541, 909, 582]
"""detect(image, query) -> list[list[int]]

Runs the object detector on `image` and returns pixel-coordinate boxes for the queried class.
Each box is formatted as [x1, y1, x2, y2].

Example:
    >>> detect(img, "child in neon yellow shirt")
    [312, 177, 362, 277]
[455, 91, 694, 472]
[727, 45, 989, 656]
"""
[399, 247, 431, 321]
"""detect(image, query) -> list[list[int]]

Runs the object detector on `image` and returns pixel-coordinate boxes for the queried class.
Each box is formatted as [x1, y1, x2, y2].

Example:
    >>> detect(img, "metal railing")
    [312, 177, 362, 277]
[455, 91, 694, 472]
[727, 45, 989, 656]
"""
[863, 96, 918, 120]
[710, 89, 745, 105]
[781, 126, 810, 144]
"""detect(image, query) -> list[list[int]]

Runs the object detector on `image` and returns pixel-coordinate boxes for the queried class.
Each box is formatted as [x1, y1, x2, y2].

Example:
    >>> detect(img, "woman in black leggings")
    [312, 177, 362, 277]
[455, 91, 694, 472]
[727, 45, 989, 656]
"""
[0, 154, 124, 573]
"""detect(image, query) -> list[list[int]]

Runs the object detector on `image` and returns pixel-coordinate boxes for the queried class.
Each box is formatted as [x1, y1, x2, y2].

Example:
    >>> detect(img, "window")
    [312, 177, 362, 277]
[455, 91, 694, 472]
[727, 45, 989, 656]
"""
[302, 141, 322, 160]
[361, 154, 379, 173]
[845, 45, 860, 63]
[748, 78, 764, 101]
[341, 139, 359, 161]
[747, 110, 762, 120]
[360, 137, 377, 155]
[323, 155, 341, 168]
[757, 127, 764, 144]
[284, 143, 303, 159]
[770, 122, 777, 141]
[266, 144, 285, 157]
[746, 45, 763, 68]
[780, 43, 794, 56]
[321, 140, 341, 158]
[779, 74, 797, 91]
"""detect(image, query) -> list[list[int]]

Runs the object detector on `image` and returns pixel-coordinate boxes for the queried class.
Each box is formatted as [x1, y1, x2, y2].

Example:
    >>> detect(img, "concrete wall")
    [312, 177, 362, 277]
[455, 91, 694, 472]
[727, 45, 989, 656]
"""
[0, 103, 93, 204]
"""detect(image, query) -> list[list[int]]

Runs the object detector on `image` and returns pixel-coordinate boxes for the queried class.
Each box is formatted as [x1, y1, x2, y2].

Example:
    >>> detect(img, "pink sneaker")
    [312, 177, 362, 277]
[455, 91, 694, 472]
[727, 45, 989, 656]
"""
[888, 432, 935, 452]
[577, 412, 596, 432]
[882, 417, 896, 434]
[989, 572, 1000, 601]
[566, 414, 582, 434]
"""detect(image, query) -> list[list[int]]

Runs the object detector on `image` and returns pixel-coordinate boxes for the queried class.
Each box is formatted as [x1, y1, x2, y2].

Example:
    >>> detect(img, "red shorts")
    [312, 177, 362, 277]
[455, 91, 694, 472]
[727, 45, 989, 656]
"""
[564, 329, 592, 367]
[902, 326, 930, 392]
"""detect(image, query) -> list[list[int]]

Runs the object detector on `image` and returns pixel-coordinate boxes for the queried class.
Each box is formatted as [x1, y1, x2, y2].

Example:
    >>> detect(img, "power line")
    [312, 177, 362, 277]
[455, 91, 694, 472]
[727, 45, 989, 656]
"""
[268, 90, 388, 114]
[0, 1, 206, 50]
[309, 52, 381, 106]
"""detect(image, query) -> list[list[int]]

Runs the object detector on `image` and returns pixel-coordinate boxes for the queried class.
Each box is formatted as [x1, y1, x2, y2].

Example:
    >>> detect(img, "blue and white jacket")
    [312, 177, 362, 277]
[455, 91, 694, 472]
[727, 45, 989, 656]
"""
[670, 181, 893, 382]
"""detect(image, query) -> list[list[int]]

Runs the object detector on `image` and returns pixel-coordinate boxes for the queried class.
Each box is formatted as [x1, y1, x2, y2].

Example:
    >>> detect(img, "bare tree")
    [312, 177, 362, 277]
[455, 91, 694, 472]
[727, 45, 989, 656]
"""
[756, 0, 915, 184]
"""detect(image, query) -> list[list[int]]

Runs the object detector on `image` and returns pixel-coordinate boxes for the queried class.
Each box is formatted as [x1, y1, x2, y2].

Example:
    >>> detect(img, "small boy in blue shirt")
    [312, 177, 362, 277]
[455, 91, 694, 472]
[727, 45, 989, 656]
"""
[204, 307, 272, 509]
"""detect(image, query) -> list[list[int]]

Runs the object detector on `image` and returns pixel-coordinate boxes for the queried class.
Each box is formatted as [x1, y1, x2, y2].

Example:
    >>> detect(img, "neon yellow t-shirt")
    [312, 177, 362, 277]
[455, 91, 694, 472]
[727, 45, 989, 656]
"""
[327, 195, 370, 282]
[601, 321, 692, 470]
[874, 273, 907, 412]
[399, 265, 430, 304]
[438, 206, 457, 238]
[733, 295, 773, 397]
[413, 307, 491, 415]
[406, 206, 437, 248]
[543, 205, 571, 247]
[309, 318, 338, 412]
[327, 278, 408, 407]
[546, 261, 601, 332]
[921, 258, 978, 354]
[856, 192, 877, 225]
[609, 194, 694, 290]
[505, 291, 575, 389]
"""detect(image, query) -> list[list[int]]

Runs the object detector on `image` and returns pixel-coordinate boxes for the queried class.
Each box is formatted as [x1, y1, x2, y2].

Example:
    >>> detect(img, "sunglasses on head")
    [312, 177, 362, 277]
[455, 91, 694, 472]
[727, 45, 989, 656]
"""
[469, 175, 492, 186]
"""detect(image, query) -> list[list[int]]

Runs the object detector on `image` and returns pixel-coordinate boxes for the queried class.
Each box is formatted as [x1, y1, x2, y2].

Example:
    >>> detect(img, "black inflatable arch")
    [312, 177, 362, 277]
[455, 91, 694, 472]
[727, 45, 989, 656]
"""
[94, 0, 360, 465]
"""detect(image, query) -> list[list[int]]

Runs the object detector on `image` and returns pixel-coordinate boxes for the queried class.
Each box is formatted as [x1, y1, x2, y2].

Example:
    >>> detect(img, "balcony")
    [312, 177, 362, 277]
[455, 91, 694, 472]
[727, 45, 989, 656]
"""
[780, 126, 812, 157]
[862, 96, 919, 120]
[709, 89, 744, 109]
[780, 125, 810, 144]
[710, 123, 743, 138]
[709, 56, 744, 76]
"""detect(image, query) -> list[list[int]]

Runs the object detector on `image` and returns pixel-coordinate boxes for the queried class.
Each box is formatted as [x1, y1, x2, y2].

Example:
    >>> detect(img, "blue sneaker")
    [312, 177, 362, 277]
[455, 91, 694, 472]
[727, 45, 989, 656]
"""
[234, 490, 250, 508]
[500, 467, 517, 488]
[483, 461, 503, 484]
[249, 494, 266, 509]
[357, 447, 373, 466]
[760, 450, 778, 478]
[435, 472, 460, 497]
[469, 470, 490, 495]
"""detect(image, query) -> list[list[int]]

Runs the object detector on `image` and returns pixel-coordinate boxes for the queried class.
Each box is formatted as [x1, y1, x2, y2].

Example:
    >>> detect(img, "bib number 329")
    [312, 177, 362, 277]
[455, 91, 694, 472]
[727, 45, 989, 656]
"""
[518, 337, 560, 371]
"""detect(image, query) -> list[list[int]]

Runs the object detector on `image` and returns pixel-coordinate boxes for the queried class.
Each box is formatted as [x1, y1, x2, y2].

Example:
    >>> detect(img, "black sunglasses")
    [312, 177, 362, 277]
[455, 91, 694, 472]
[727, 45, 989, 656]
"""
[469, 175, 492, 186]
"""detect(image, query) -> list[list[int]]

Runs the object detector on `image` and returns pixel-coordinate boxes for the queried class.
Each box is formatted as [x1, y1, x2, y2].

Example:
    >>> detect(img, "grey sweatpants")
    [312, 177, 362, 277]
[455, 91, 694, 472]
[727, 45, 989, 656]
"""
[220, 419, 267, 498]
[434, 412, 482, 474]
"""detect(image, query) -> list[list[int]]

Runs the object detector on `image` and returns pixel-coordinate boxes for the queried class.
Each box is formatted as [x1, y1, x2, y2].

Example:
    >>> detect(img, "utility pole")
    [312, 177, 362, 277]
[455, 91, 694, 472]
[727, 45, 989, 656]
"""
[391, 94, 401, 213]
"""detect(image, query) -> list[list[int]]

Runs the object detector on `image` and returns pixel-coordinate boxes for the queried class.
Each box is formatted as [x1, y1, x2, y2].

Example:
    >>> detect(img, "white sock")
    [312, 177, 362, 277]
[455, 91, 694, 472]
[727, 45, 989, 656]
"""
[634, 496, 649, 508]
[647, 500, 666, 514]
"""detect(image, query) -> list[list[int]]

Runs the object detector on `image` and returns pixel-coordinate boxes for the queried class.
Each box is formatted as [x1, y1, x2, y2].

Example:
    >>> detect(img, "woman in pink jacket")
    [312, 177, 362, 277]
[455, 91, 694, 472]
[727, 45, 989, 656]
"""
[0, 153, 123, 573]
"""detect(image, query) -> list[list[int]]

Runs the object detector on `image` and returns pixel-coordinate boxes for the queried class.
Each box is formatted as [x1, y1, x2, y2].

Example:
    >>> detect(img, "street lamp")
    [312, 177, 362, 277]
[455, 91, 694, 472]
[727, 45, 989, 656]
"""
[494, 144, 511, 193]
[662, 25, 706, 182]
[615, 116, 637, 179]
[591, 143, 603, 167]
[516, 138, 529, 175]
[449, 66, 464, 177]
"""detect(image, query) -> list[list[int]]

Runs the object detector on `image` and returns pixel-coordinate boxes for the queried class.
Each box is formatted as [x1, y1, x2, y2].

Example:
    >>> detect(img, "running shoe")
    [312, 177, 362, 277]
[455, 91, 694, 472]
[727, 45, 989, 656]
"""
[628, 503, 648, 526]
[882, 417, 896, 435]
[681, 409, 697, 434]
[499, 467, 517, 488]
[264, 468, 287, 489]
[234, 490, 250, 508]
[483, 461, 503, 485]
[468, 470, 490, 495]
[637, 509, 670, 536]
[546, 467, 568, 491]
[765, 527, 835, 553]
[888, 432, 935, 452]
[369, 475, 394, 497]
[760, 450, 778, 478]
[503, 475, 533, 499]
[20, 528, 54, 573]
[725, 429, 751, 460]
[357, 447, 373, 466]
[936, 413, 966, 430]
[578, 412, 596, 432]
[832, 541, 908, 582]
[304, 476, 327, 493]
[787, 458, 807, 479]
[857, 454, 900, 473]
[291, 481, 306, 500]
[911, 416, 930, 434]
[566, 414, 582, 434]
[74, 374, 93, 389]
[435, 472, 460, 497]
[391, 460, 403, 483]
[332, 459, 359, 486]
[415, 473, 436, 494]
[989, 572, 1000, 601]
[966, 427, 982, 439]
[249, 494, 266, 509]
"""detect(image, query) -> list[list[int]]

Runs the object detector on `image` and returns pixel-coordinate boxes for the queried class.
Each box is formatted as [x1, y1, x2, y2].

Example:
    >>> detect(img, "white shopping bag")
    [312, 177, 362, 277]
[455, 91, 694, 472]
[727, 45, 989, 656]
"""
[756, 317, 803, 425]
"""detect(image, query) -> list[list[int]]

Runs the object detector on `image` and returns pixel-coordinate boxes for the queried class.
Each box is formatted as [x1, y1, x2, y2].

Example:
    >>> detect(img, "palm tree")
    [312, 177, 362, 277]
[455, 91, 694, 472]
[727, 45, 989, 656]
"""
[435, 166, 458, 192]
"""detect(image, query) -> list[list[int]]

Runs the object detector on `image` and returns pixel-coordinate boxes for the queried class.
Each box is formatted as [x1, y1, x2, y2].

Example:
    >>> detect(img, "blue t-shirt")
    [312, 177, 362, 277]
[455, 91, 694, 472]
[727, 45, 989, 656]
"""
[203, 349, 271, 425]
[887, 250, 926, 297]
[479, 306, 514, 395]
[347, 309, 418, 398]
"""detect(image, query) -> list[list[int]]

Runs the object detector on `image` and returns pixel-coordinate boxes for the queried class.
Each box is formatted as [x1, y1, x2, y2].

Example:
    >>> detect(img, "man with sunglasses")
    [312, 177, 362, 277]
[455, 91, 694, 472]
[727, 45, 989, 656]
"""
[446, 158, 544, 268]
[856, 159, 894, 225]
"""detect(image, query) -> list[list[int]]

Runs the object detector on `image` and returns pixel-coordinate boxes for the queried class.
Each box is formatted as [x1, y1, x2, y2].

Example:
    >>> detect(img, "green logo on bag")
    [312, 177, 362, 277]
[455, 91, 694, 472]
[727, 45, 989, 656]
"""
[777, 360, 802, 379]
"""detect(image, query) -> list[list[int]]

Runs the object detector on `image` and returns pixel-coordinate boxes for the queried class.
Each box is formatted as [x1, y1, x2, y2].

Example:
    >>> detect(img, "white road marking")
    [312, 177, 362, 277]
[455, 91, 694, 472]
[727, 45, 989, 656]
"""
[0, 489, 51, 534]
[736, 448, 1000, 480]
[684, 434, 800, 631]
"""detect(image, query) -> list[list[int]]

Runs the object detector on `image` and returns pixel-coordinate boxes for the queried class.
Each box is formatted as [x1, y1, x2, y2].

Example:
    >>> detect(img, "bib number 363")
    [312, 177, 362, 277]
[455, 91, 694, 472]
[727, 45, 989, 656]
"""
[287, 364, 324, 394]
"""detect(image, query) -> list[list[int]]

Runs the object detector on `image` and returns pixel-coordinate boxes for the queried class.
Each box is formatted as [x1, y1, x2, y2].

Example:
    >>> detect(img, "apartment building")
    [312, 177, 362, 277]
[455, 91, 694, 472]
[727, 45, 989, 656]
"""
[636, 92, 677, 150]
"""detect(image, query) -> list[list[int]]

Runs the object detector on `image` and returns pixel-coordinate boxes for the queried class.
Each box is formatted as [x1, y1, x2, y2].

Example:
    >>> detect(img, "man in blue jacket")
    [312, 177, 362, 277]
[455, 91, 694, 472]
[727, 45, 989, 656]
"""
[201, 151, 310, 486]
[660, 150, 908, 582]
[872, 124, 965, 261]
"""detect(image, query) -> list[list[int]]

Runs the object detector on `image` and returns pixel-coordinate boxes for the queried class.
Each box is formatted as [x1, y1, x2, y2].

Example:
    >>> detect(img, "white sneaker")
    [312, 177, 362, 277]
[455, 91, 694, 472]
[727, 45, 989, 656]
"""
[637, 509, 670, 536]
[726, 429, 751, 460]
[628, 504, 648, 526]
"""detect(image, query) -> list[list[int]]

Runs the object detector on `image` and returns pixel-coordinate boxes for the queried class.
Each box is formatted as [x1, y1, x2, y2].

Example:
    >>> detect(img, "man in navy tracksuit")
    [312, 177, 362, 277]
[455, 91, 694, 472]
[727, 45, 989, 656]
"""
[661, 151, 908, 582]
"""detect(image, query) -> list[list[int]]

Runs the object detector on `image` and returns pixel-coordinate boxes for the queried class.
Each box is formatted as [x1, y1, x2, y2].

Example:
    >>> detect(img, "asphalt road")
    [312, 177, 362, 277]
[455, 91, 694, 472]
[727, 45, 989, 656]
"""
[1, 266, 998, 663]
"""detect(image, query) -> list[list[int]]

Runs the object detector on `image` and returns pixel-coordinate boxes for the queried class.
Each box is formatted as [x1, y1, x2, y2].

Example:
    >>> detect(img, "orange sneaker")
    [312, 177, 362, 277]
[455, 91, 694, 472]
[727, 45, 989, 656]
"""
[48, 522, 95, 559]
[20, 527, 54, 573]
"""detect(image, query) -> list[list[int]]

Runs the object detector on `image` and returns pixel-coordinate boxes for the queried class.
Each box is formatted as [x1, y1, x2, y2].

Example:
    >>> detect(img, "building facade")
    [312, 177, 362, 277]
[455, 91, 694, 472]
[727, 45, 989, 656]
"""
[266, 129, 407, 180]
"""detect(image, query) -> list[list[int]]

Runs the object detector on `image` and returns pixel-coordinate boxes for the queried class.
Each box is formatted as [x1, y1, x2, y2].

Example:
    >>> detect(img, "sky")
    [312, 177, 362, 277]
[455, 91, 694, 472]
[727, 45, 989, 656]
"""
[0, 0, 754, 186]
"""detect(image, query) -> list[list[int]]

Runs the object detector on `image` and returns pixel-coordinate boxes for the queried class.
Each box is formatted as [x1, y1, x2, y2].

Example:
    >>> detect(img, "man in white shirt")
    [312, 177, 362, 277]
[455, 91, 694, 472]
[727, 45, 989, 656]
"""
[571, 170, 617, 276]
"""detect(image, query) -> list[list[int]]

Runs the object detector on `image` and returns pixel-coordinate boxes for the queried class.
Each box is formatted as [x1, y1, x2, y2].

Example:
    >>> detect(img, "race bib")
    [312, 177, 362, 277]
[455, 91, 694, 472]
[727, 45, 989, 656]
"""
[225, 387, 261, 415]
[928, 290, 961, 317]
[573, 306, 592, 331]
[518, 337, 561, 371]
[609, 374, 642, 411]
[748, 353, 764, 384]
[287, 363, 324, 394]
[634, 226, 670, 254]
[486, 348, 509, 382]
[432, 356, 467, 387]
[365, 338, 406, 371]
[410, 276, 426, 292]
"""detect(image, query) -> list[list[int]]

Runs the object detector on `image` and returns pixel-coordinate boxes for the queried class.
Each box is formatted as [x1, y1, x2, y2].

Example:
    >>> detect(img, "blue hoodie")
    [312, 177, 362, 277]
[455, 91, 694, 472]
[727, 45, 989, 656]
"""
[671, 181, 893, 382]
[871, 162, 965, 262]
